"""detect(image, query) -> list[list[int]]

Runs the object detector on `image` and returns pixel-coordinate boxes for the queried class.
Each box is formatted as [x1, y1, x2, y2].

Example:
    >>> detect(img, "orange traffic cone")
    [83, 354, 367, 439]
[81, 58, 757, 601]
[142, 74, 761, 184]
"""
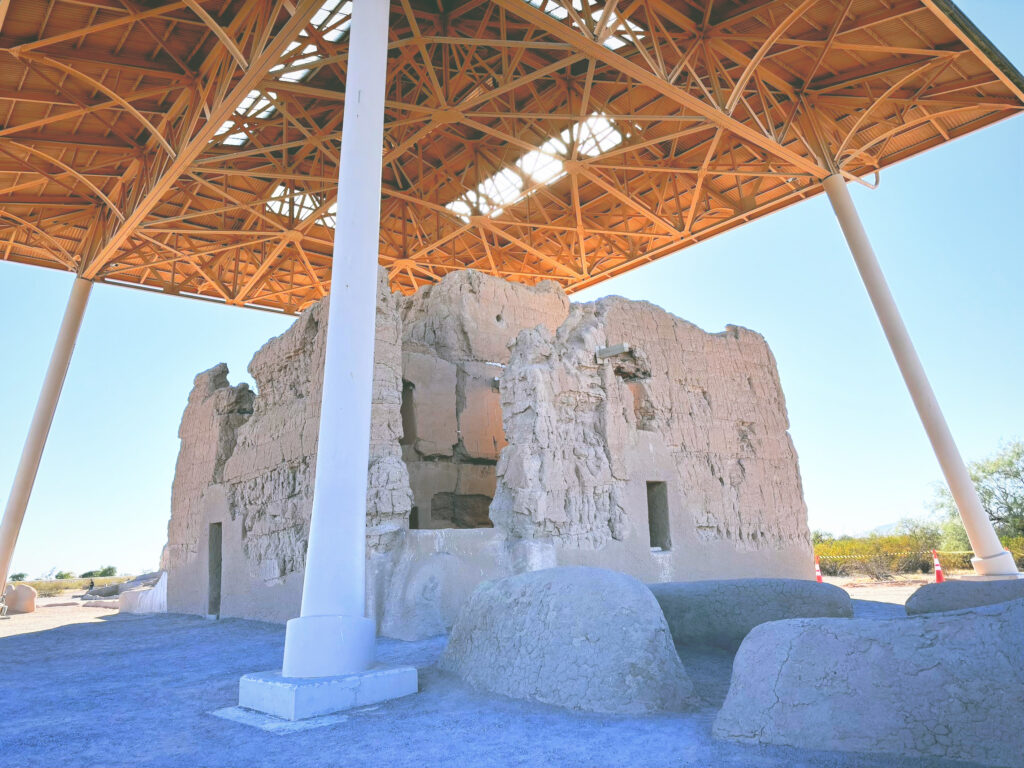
[814, 555, 823, 583]
[932, 549, 945, 583]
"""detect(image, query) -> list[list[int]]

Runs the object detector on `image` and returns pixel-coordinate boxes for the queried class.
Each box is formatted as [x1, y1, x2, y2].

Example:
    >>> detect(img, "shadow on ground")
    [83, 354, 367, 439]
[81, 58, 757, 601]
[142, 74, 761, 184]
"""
[0, 600, 983, 768]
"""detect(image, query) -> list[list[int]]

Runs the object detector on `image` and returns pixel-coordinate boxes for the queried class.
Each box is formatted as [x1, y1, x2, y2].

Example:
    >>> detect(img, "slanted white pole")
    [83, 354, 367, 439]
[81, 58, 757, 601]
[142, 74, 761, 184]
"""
[281, 0, 391, 677]
[822, 174, 1018, 577]
[0, 276, 92, 590]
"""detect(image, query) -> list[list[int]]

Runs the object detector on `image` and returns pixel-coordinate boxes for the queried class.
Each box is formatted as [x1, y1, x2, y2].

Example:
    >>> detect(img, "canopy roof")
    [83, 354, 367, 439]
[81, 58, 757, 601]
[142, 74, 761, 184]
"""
[0, 0, 1021, 312]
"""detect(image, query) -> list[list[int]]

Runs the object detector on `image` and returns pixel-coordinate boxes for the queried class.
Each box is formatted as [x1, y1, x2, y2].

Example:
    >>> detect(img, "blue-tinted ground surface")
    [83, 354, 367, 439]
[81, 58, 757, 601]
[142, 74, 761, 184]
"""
[0, 600, 985, 768]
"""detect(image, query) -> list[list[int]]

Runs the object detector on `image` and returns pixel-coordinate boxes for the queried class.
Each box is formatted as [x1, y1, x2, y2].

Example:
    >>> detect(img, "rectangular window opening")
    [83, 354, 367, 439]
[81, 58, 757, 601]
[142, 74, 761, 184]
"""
[647, 482, 671, 552]
[208, 522, 223, 617]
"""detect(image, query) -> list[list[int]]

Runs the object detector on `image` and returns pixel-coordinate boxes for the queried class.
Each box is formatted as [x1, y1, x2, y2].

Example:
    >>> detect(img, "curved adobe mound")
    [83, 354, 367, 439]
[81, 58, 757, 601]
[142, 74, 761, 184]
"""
[440, 566, 696, 714]
[649, 578, 852, 650]
[713, 599, 1024, 767]
[905, 578, 1024, 615]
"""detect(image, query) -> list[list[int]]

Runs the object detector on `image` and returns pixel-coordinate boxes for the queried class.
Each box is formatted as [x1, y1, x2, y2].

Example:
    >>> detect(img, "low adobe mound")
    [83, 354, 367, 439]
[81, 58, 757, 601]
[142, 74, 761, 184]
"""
[905, 578, 1024, 615]
[713, 599, 1024, 767]
[649, 578, 852, 650]
[3, 583, 37, 613]
[439, 566, 696, 714]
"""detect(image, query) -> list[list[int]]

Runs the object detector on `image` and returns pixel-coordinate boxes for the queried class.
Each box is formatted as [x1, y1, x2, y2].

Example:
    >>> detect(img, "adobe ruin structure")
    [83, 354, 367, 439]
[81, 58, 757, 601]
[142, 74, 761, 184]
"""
[163, 269, 810, 639]
[0, 0, 1020, 724]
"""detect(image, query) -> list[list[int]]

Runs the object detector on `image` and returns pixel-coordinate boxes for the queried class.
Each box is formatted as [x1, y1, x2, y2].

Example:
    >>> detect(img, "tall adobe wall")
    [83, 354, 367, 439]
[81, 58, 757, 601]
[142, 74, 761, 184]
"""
[163, 269, 810, 633]
[163, 364, 253, 572]
[493, 297, 810, 582]
[164, 269, 567, 625]
[165, 269, 410, 621]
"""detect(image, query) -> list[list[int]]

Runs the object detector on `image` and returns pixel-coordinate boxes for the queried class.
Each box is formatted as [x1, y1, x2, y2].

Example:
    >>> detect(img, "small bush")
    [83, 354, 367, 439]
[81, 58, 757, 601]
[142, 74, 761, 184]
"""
[8, 572, 27, 582]
[54, 570, 75, 580]
[816, 557, 847, 577]
[861, 553, 895, 582]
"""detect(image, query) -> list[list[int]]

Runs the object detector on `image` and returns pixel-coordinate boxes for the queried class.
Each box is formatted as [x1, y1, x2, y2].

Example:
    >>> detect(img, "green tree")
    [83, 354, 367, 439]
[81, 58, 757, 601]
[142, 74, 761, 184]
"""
[8, 572, 27, 582]
[80, 566, 117, 578]
[811, 530, 834, 544]
[939, 515, 971, 552]
[932, 440, 1024, 538]
[55, 570, 74, 580]
[896, 517, 941, 548]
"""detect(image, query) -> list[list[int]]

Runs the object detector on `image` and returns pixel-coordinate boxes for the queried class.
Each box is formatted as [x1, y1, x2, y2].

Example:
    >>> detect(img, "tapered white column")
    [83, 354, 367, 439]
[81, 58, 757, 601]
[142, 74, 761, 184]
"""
[1, 276, 92, 591]
[823, 174, 1017, 577]
[281, 0, 391, 677]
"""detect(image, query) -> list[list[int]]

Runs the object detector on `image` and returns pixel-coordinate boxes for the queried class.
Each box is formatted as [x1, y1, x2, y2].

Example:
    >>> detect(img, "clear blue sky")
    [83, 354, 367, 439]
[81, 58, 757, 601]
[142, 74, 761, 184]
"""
[2, 1, 1022, 577]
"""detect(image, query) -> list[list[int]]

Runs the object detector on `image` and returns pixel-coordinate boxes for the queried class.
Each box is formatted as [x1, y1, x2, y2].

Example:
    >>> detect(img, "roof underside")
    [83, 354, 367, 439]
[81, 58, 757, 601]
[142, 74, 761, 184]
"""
[0, 0, 1021, 312]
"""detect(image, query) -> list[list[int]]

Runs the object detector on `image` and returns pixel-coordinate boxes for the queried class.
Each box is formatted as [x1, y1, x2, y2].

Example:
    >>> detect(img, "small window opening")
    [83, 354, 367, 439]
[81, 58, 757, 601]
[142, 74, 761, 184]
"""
[208, 522, 223, 616]
[647, 482, 671, 552]
[400, 380, 416, 447]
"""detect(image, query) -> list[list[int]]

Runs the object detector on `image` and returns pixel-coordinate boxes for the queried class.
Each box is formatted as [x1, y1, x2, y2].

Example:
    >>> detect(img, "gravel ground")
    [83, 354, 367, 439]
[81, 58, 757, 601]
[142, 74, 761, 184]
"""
[0, 594, 119, 637]
[824, 575, 932, 608]
[0, 592, 987, 768]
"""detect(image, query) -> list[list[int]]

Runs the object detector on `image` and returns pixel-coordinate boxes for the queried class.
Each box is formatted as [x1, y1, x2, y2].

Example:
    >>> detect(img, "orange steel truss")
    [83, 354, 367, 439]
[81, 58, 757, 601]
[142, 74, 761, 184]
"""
[0, 0, 1021, 312]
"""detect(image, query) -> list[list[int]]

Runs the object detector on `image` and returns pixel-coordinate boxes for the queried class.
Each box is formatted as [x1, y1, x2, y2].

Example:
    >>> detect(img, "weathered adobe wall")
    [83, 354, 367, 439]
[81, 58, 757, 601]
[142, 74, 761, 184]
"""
[493, 297, 811, 582]
[164, 269, 565, 626]
[164, 269, 811, 634]
[397, 271, 569, 530]
[165, 269, 410, 622]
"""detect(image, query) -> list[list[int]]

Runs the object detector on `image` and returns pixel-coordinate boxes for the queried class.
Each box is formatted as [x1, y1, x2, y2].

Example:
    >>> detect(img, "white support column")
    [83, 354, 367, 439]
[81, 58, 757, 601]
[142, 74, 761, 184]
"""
[822, 174, 1017, 577]
[281, 0, 390, 678]
[0, 276, 92, 591]
[239, 3, 416, 720]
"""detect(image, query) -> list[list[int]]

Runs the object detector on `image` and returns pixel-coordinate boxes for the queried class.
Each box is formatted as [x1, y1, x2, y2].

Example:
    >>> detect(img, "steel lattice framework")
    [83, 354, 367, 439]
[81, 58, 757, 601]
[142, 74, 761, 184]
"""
[0, 0, 1021, 312]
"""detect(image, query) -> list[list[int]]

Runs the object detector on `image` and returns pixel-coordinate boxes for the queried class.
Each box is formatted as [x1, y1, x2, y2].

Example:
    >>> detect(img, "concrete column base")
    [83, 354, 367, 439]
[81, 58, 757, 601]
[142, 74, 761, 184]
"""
[239, 665, 418, 721]
[971, 550, 1019, 577]
[957, 573, 1024, 582]
[282, 614, 375, 678]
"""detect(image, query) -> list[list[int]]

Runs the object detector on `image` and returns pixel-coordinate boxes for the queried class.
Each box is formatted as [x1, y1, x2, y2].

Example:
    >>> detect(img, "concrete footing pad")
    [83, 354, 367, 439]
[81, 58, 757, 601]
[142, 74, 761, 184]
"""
[210, 706, 352, 734]
[238, 665, 418, 721]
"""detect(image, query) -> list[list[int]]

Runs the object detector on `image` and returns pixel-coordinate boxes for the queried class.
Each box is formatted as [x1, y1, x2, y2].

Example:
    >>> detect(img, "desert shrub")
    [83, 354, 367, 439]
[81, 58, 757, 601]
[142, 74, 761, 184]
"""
[31, 580, 69, 597]
[1000, 536, 1024, 568]
[8, 572, 27, 582]
[54, 570, 75, 580]
[816, 557, 847, 577]
[935, 550, 972, 570]
[21, 576, 129, 597]
[814, 532, 953, 579]
[861, 552, 895, 581]
[940, 515, 971, 552]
